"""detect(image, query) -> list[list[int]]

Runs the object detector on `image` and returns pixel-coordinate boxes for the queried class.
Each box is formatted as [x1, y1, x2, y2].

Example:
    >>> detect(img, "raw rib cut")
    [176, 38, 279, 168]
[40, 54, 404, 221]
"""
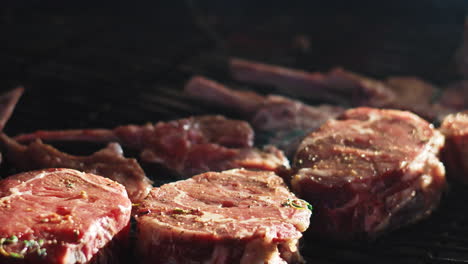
[229, 58, 453, 122]
[14, 116, 289, 177]
[229, 57, 395, 107]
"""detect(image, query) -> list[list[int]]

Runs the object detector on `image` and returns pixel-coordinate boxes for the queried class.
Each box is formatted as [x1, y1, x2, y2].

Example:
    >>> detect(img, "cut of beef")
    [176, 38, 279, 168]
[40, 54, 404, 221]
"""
[440, 111, 468, 182]
[0, 168, 132, 264]
[15, 115, 254, 148]
[14, 115, 289, 177]
[173, 144, 289, 176]
[185, 76, 344, 157]
[135, 169, 311, 264]
[229, 57, 396, 107]
[229, 58, 456, 123]
[291, 107, 446, 240]
[0, 133, 152, 202]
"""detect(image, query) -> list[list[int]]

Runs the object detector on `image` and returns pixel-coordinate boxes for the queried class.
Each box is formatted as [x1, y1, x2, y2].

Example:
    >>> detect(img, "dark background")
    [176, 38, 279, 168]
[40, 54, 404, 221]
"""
[0, 0, 466, 133]
[1, 1, 468, 263]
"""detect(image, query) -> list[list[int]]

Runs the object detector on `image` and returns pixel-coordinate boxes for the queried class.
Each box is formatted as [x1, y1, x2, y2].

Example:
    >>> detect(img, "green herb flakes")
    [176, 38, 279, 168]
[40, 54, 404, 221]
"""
[0, 236, 47, 259]
[282, 198, 313, 212]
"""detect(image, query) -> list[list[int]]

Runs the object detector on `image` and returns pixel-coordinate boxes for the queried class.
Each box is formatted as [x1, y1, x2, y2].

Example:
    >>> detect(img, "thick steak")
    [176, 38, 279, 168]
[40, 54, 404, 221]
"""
[440, 111, 468, 182]
[291, 107, 446, 239]
[135, 169, 311, 264]
[0, 168, 132, 263]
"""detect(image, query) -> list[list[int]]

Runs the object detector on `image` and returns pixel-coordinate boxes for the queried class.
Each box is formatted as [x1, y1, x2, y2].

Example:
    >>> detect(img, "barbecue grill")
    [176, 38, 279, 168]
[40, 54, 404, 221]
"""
[2, 1, 468, 263]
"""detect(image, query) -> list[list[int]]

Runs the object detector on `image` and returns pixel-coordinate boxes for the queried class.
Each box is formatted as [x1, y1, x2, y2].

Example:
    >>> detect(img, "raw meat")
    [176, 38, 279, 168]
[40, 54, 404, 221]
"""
[0, 133, 152, 203]
[229, 58, 455, 123]
[229, 57, 395, 107]
[291, 107, 446, 239]
[185, 76, 344, 157]
[0, 168, 132, 264]
[440, 111, 468, 182]
[14, 116, 289, 177]
[135, 169, 311, 264]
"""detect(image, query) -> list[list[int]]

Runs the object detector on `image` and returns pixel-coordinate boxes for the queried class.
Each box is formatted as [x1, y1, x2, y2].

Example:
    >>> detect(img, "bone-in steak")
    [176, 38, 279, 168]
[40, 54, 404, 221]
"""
[229, 57, 396, 107]
[0, 168, 132, 264]
[229, 58, 454, 123]
[291, 107, 446, 239]
[14, 115, 289, 177]
[135, 169, 311, 264]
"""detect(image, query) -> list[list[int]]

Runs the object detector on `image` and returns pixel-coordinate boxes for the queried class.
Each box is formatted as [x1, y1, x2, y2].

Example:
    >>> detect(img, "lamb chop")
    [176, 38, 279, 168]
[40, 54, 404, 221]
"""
[0, 133, 152, 203]
[0, 168, 131, 264]
[229, 58, 455, 123]
[229, 57, 395, 108]
[185, 76, 344, 157]
[135, 169, 311, 264]
[292, 107, 446, 240]
[14, 115, 289, 177]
